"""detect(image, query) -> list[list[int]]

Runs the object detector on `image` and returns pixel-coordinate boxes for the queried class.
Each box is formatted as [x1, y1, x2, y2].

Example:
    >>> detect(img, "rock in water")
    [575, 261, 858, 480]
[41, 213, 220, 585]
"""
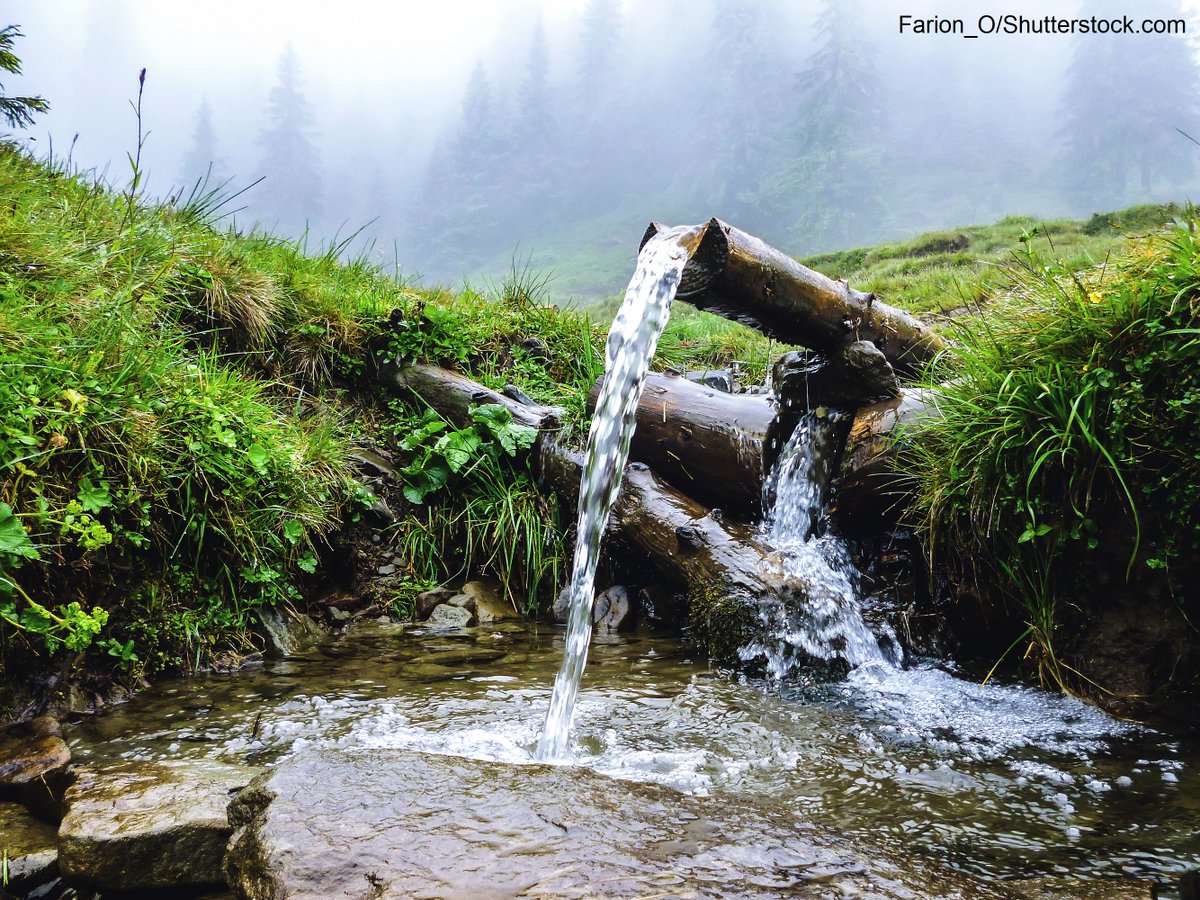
[425, 603, 474, 628]
[257, 606, 325, 658]
[58, 760, 259, 891]
[0, 715, 70, 796]
[593, 584, 631, 631]
[0, 801, 59, 892]
[224, 748, 1013, 900]
[460, 578, 518, 623]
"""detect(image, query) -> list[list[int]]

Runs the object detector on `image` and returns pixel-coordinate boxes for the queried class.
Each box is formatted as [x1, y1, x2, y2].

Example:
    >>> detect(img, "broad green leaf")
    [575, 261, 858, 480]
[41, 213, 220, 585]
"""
[0, 503, 38, 561]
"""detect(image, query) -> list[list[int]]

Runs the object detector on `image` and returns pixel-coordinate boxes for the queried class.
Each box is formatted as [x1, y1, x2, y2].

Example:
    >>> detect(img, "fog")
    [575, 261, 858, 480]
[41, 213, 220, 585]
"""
[6, 0, 1199, 298]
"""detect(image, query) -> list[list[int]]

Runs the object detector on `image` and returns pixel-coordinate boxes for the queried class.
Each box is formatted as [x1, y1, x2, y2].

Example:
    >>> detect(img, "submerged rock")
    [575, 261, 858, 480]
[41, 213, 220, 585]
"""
[0, 715, 70, 795]
[0, 801, 58, 892]
[593, 584, 632, 631]
[58, 760, 258, 891]
[224, 748, 1010, 900]
[460, 578, 519, 623]
[425, 603, 473, 628]
[256, 607, 326, 658]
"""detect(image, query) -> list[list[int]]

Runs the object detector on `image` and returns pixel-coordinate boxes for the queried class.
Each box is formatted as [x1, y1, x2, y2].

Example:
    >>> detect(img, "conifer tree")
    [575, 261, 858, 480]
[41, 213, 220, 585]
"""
[764, 0, 886, 251]
[1060, 0, 1199, 206]
[179, 98, 227, 188]
[255, 45, 323, 233]
[0, 26, 48, 130]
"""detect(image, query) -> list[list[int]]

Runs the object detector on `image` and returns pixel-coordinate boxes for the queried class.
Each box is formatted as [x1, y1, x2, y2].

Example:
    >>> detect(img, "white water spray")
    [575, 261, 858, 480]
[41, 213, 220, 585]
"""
[745, 409, 895, 677]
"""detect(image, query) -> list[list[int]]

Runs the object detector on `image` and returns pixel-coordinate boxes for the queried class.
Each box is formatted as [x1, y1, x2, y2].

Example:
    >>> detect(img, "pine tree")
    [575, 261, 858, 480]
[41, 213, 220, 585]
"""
[1060, 0, 1199, 207]
[255, 45, 323, 234]
[758, 0, 887, 251]
[0, 26, 48, 130]
[178, 99, 227, 188]
[693, 0, 788, 227]
[511, 17, 562, 218]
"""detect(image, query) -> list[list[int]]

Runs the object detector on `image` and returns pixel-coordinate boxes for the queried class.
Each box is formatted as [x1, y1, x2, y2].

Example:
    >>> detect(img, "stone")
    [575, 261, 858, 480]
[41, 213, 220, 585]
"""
[772, 341, 900, 413]
[593, 584, 632, 631]
[460, 578, 519, 623]
[58, 760, 259, 891]
[447, 592, 477, 614]
[425, 604, 473, 628]
[685, 368, 734, 392]
[0, 715, 70, 794]
[0, 801, 58, 892]
[224, 749, 1010, 900]
[407, 648, 506, 667]
[256, 606, 326, 658]
[552, 586, 572, 622]
[376, 563, 397, 576]
[415, 586, 455, 619]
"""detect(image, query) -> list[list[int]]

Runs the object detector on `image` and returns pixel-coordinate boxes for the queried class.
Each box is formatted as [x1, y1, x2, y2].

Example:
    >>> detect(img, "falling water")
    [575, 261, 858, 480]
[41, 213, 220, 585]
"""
[537, 227, 693, 760]
[744, 409, 895, 677]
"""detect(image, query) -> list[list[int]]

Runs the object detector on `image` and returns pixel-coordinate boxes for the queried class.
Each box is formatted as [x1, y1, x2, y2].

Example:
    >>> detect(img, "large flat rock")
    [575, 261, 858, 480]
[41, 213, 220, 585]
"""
[0, 801, 58, 892]
[224, 748, 1012, 900]
[58, 759, 259, 891]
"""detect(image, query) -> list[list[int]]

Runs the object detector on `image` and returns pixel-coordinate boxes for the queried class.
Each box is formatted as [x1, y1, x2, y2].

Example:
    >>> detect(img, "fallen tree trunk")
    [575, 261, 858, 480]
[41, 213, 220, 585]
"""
[537, 441, 797, 664]
[642, 219, 945, 378]
[829, 389, 934, 536]
[377, 361, 565, 433]
[587, 371, 775, 517]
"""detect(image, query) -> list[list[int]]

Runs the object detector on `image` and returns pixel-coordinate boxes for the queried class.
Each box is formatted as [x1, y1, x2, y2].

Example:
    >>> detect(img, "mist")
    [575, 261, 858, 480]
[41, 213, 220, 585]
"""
[6, 0, 1198, 299]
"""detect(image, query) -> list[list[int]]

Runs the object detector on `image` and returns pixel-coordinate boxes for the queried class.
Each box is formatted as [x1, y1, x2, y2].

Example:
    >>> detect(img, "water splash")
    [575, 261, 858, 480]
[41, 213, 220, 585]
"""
[537, 227, 693, 760]
[745, 409, 894, 677]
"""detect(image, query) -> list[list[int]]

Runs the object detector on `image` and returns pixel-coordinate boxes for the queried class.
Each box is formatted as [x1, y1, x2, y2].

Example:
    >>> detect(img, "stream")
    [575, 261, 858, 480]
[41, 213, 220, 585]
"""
[66, 617, 1199, 893]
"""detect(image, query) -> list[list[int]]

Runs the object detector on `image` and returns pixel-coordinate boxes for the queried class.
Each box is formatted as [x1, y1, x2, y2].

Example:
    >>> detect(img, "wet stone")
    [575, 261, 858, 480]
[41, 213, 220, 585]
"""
[407, 648, 506, 668]
[426, 603, 474, 628]
[460, 578, 519, 623]
[447, 592, 477, 613]
[0, 715, 70, 793]
[593, 585, 632, 632]
[0, 801, 58, 892]
[58, 760, 260, 891]
[415, 586, 455, 619]
[257, 607, 325, 659]
[224, 749, 1009, 900]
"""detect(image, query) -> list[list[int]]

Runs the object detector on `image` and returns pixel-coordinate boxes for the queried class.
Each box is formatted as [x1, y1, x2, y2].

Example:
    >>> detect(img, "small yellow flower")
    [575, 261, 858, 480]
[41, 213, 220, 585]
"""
[1087, 291, 1102, 304]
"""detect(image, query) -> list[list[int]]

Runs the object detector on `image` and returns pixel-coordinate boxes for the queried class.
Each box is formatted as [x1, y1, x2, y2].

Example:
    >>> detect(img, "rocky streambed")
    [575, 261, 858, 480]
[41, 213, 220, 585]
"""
[1, 616, 1196, 898]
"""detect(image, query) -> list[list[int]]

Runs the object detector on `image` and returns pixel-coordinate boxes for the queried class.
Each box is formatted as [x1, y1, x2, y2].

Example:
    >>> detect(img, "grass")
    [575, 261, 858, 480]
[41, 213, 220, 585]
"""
[800, 204, 1179, 318]
[901, 209, 1200, 692]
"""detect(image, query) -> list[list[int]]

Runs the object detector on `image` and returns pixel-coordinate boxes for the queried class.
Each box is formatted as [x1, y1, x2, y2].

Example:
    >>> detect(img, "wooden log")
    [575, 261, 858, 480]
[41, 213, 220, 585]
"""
[586, 371, 774, 517]
[378, 361, 565, 434]
[643, 219, 945, 378]
[537, 440, 799, 664]
[829, 389, 934, 536]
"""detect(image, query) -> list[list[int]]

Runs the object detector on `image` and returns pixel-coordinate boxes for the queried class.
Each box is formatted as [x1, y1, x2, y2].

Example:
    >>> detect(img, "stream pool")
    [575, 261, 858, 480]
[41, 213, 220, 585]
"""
[67, 619, 1199, 895]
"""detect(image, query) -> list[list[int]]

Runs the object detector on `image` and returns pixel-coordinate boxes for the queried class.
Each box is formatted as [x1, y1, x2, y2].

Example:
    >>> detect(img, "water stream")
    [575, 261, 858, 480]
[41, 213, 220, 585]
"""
[746, 408, 895, 677]
[65, 620, 1200, 891]
[537, 226, 691, 759]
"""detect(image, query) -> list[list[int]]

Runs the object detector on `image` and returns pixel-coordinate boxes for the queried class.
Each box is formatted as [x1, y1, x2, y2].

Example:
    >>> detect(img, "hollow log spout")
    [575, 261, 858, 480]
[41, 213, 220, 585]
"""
[642, 219, 945, 378]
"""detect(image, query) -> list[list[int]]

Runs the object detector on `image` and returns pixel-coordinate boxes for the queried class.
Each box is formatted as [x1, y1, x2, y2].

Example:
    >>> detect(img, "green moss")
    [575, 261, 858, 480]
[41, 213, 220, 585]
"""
[687, 584, 756, 668]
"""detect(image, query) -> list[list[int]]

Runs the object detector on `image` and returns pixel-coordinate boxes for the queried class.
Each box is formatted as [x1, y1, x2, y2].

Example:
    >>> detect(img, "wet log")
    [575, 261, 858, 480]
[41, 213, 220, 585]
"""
[377, 361, 565, 434]
[587, 371, 775, 517]
[537, 440, 794, 663]
[829, 389, 934, 536]
[642, 219, 945, 378]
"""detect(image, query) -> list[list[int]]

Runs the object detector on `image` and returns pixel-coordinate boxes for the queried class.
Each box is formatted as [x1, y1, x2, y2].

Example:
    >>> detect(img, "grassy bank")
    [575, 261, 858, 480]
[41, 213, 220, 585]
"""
[902, 211, 1200, 698]
[0, 132, 1187, 715]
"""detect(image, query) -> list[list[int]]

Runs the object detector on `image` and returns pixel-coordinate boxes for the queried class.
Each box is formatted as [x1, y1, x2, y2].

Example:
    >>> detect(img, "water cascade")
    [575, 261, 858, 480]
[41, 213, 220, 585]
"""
[744, 410, 895, 678]
[537, 226, 696, 760]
